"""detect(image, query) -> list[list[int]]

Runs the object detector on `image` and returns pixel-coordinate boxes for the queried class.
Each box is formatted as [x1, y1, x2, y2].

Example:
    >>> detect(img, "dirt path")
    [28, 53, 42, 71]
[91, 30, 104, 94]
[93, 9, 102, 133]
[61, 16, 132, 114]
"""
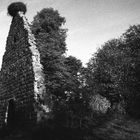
[92, 116, 140, 140]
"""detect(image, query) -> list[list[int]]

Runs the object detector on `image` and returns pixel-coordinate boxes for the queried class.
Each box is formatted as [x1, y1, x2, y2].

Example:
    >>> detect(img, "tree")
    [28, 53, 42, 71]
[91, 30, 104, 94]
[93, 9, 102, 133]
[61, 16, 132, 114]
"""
[86, 39, 123, 105]
[31, 8, 68, 100]
[121, 25, 140, 116]
[31, 8, 91, 125]
[64, 56, 82, 92]
[86, 25, 140, 116]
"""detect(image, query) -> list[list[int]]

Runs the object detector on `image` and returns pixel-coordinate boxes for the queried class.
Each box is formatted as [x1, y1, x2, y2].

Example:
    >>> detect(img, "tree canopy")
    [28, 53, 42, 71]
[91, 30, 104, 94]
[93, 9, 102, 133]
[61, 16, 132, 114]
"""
[86, 25, 140, 116]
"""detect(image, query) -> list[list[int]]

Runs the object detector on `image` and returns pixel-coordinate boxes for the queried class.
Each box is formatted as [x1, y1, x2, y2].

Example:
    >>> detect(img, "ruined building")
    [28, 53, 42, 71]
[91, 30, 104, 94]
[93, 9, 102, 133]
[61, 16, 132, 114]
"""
[0, 2, 48, 128]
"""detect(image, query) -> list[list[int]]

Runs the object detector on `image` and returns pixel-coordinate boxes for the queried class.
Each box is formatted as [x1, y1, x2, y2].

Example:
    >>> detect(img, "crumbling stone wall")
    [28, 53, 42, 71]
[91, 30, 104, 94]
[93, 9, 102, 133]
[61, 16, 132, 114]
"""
[0, 11, 47, 128]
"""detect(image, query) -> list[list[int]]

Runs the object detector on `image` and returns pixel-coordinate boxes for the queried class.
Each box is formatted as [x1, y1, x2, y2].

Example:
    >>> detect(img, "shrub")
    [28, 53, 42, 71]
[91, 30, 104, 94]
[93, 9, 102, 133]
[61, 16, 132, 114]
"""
[90, 94, 111, 114]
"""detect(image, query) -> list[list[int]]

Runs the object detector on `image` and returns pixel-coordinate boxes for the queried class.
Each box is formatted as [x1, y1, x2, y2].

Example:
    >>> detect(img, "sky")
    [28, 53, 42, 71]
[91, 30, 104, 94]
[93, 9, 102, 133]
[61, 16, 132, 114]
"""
[1, 0, 140, 68]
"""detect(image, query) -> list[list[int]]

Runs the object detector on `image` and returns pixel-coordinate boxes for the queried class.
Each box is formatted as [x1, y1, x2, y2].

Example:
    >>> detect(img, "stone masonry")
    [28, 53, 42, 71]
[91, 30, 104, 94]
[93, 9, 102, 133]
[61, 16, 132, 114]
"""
[0, 11, 47, 128]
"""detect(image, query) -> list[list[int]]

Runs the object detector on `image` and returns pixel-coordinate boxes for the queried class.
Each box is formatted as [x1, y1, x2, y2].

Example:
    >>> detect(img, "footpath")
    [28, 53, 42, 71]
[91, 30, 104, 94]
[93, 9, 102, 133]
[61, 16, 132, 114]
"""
[92, 115, 140, 140]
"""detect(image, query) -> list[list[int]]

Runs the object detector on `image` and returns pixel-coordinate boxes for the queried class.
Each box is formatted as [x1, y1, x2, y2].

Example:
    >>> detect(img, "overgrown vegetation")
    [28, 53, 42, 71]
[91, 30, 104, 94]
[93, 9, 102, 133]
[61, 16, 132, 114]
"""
[1, 3, 140, 140]
[86, 25, 140, 118]
[31, 7, 140, 139]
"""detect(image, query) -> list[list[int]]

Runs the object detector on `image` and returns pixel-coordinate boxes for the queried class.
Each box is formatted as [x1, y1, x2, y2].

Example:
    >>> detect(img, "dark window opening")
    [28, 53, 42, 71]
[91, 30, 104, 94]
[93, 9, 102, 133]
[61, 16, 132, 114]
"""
[7, 99, 16, 128]
[14, 36, 17, 43]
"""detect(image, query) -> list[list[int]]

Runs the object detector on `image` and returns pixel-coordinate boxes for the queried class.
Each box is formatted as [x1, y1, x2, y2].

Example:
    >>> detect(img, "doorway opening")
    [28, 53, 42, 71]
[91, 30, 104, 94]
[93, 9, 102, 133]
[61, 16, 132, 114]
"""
[7, 99, 16, 128]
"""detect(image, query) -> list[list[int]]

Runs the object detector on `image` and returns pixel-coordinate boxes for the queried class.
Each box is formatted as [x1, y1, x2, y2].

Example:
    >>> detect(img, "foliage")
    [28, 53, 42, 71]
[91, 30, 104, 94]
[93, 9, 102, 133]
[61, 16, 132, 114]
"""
[31, 8, 68, 100]
[31, 8, 91, 128]
[86, 25, 140, 116]
[64, 56, 82, 92]
[90, 94, 111, 114]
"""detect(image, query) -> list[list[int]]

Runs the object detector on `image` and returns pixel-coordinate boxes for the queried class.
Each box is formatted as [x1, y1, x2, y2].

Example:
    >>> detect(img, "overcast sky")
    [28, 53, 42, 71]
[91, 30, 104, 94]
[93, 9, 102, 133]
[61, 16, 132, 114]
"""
[1, 0, 140, 68]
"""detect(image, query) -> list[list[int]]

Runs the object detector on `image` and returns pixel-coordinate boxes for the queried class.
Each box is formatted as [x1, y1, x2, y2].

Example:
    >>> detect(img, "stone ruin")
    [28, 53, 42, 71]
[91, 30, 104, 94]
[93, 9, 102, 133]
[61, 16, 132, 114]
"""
[0, 3, 48, 128]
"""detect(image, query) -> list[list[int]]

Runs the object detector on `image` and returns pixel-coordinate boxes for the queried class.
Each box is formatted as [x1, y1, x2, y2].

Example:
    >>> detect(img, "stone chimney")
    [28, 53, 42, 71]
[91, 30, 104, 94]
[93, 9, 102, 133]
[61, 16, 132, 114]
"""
[0, 2, 48, 128]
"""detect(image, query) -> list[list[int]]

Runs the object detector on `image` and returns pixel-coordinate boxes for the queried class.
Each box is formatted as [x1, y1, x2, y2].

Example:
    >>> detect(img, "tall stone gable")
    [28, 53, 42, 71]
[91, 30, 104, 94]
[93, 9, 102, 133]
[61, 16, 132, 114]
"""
[0, 11, 47, 127]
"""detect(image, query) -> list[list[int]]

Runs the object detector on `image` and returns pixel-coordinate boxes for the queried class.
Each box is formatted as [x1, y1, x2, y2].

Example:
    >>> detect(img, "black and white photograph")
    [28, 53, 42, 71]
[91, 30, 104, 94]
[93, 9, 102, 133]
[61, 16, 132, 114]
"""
[0, 0, 140, 139]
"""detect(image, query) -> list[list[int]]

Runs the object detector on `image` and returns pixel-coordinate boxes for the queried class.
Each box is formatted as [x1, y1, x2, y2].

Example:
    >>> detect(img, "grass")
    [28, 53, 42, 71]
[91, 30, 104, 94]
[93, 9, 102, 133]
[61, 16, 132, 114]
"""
[92, 115, 140, 140]
[1, 114, 140, 140]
